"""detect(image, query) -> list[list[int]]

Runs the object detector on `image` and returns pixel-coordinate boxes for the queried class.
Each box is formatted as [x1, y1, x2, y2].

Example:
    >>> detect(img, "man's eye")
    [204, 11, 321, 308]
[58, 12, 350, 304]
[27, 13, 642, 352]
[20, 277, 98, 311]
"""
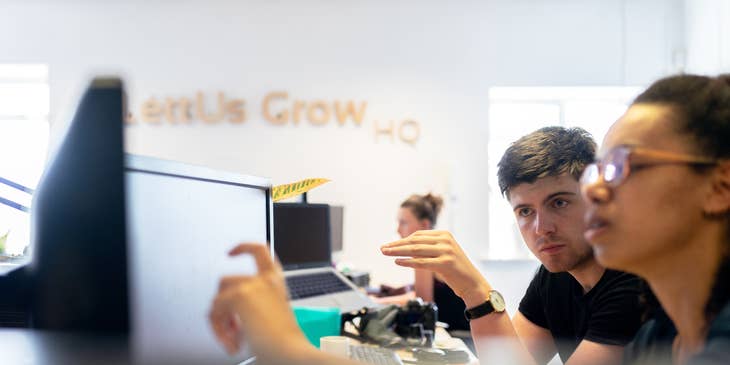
[518, 208, 533, 217]
[553, 199, 569, 208]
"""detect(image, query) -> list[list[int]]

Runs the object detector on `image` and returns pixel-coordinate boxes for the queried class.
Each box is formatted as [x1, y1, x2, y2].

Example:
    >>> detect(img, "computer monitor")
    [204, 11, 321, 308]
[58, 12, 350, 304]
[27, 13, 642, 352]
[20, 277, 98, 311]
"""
[9, 77, 272, 364]
[29, 78, 129, 332]
[273, 203, 331, 270]
[329, 205, 344, 254]
[126, 155, 272, 364]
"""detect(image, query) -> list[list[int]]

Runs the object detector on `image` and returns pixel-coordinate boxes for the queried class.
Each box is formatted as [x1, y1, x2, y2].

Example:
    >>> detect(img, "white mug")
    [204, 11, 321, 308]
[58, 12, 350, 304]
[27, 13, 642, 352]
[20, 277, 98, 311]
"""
[319, 336, 350, 358]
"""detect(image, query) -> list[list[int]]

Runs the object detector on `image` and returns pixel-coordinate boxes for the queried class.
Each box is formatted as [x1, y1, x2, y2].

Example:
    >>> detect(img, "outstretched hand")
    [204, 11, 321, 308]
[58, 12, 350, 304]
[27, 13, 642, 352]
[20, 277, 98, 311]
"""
[380, 230, 492, 307]
[209, 243, 310, 359]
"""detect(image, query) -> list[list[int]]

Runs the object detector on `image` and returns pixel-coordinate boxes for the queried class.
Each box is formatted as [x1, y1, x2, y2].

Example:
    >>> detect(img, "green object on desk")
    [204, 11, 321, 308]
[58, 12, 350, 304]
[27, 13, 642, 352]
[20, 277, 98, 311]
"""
[0, 230, 7, 254]
[293, 306, 341, 348]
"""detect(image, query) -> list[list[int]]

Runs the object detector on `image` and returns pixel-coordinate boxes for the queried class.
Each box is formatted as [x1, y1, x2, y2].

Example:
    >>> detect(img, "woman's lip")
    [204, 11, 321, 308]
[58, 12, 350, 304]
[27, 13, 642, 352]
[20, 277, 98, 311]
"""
[584, 209, 611, 243]
[584, 223, 609, 242]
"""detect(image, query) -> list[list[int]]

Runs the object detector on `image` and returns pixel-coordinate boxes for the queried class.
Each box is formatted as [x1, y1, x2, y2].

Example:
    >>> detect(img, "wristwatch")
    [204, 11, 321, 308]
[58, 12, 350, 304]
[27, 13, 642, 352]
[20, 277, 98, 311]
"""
[464, 290, 506, 321]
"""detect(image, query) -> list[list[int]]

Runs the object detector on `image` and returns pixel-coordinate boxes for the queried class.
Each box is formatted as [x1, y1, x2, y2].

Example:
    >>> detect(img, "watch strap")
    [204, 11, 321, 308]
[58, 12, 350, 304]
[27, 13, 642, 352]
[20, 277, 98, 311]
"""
[464, 299, 496, 321]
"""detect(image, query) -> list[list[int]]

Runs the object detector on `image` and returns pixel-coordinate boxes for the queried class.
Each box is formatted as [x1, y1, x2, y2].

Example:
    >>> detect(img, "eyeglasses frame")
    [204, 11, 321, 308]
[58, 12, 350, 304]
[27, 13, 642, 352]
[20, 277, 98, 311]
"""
[580, 144, 718, 188]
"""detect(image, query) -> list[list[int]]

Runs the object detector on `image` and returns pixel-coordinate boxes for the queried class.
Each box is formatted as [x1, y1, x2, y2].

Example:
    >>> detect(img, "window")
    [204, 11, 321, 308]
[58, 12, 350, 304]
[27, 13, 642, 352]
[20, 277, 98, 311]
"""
[0, 64, 49, 265]
[486, 87, 642, 260]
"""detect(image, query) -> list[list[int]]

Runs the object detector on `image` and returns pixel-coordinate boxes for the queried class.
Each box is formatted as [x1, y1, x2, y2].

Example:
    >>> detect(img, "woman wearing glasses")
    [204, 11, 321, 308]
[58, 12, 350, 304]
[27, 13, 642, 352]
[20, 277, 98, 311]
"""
[581, 74, 730, 364]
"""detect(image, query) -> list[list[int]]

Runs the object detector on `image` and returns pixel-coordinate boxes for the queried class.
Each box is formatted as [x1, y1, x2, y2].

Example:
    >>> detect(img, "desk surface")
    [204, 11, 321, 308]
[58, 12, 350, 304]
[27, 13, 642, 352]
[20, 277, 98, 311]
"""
[0, 328, 129, 365]
[406, 327, 479, 365]
[346, 326, 479, 365]
[2, 327, 478, 365]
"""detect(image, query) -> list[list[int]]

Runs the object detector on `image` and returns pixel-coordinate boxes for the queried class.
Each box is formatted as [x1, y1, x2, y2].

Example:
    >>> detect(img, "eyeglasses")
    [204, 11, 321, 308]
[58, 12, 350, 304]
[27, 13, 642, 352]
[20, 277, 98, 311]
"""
[580, 145, 718, 188]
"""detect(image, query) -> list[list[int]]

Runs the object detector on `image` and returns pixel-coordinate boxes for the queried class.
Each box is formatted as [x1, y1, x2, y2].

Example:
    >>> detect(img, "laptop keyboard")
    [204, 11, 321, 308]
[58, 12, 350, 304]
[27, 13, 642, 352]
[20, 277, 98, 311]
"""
[286, 271, 352, 299]
[350, 345, 403, 365]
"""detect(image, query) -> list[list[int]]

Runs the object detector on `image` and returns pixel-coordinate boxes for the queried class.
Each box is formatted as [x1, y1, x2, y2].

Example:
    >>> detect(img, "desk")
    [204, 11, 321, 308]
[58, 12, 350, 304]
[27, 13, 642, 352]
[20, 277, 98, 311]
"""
[401, 328, 478, 364]
[0, 328, 129, 365]
[0, 329, 256, 365]
[344, 326, 479, 365]
[1, 327, 478, 365]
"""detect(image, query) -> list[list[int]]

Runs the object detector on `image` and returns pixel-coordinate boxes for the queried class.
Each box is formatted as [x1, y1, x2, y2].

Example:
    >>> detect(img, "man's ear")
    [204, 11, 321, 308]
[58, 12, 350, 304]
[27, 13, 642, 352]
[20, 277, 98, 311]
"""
[704, 161, 730, 216]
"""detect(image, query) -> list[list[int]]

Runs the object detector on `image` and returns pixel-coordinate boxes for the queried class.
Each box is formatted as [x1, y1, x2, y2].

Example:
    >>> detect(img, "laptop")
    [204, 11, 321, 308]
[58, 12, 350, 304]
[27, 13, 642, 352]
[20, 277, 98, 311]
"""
[274, 203, 376, 313]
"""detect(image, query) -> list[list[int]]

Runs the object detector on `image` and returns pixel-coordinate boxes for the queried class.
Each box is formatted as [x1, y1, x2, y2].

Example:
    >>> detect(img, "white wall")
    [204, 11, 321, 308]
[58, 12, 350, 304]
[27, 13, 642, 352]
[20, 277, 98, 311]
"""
[685, 0, 730, 74]
[1, 0, 681, 286]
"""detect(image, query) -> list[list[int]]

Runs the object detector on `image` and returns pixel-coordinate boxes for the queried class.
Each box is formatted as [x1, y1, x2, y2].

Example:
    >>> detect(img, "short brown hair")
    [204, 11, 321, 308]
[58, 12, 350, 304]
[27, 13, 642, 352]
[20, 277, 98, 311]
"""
[497, 126, 596, 197]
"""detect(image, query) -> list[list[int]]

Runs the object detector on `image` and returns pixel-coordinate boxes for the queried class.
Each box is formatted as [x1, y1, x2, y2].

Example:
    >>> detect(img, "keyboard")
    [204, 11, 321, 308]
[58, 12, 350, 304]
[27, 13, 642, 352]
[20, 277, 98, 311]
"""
[285, 271, 352, 299]
[350, 345, 403, 365]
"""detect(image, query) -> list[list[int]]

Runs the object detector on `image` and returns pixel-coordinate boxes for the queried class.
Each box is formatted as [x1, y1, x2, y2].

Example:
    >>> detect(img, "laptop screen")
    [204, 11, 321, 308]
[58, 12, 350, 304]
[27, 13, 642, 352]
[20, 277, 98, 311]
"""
[274, 203, 331, 270]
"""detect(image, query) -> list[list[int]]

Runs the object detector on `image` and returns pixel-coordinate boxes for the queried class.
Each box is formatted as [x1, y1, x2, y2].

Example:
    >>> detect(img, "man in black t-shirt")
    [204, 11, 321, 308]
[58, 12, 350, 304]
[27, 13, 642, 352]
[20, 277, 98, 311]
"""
[381, 127, 643, 364]
[519, 266, 641, 362]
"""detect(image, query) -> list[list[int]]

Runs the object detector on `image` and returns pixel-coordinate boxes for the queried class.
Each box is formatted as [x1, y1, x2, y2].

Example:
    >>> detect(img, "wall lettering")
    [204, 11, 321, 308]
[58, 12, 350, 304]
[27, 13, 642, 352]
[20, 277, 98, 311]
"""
[261, 91, 366, 126]
[374, 119, 420, 146]
[126, 90, 418, 145]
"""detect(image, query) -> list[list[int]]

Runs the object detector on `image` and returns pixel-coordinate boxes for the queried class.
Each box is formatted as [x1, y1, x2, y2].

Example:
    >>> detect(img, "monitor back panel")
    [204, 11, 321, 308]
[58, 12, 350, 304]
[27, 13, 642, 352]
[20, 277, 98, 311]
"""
[329, 206, 344, 253]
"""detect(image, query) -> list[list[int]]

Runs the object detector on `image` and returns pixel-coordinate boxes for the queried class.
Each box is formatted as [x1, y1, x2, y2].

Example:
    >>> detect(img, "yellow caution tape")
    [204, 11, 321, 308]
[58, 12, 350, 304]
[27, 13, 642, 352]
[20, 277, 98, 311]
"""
[272, 178, 330, 202]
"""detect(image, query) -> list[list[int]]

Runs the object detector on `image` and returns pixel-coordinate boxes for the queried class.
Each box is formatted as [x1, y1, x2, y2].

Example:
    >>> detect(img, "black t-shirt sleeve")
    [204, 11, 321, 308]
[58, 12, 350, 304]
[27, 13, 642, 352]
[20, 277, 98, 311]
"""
[583, 272, 643, 346]
[518, 266, 549, 329]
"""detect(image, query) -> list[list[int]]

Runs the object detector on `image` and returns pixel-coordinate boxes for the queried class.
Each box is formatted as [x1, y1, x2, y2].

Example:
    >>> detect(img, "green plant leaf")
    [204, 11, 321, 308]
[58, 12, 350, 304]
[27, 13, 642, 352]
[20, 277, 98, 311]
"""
[0, 230, 7, 253]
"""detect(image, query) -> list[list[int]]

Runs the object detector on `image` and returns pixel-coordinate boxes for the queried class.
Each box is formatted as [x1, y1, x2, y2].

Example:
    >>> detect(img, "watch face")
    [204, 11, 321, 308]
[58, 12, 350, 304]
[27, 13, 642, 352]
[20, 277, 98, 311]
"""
[490, 290, 506, 312]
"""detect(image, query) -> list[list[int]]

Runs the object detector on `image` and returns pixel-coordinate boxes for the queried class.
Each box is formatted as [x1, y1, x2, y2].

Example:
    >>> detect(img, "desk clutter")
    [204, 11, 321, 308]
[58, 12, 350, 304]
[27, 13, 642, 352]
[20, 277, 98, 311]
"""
[295, 297, 473, 363]
[351, 344, 471, 365]
[319, 337, 470, 365]
[350, 344, 403, 365]
[342, 298, 438, 348]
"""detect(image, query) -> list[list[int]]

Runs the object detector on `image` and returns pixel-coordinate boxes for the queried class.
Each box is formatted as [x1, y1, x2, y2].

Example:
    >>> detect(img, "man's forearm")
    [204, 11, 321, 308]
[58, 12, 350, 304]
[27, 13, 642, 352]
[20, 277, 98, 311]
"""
[460, 282, 520, 338]
[464, 286, 537, 365]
